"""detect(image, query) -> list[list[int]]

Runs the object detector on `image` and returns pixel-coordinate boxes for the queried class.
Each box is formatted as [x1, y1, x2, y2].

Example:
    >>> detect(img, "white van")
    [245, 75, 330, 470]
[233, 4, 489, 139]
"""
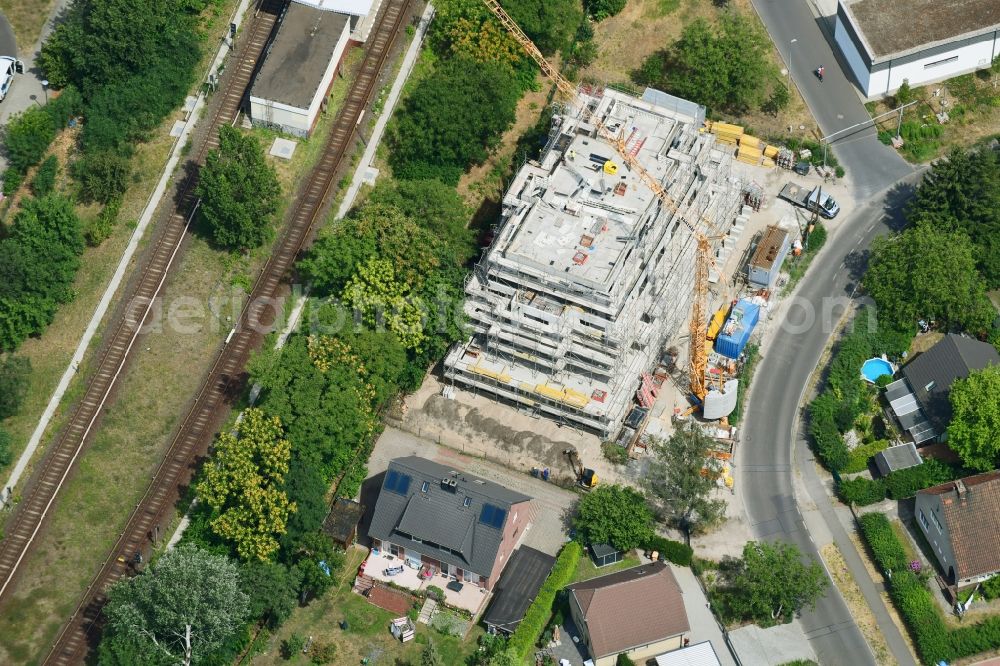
[0, 56, 25, 102]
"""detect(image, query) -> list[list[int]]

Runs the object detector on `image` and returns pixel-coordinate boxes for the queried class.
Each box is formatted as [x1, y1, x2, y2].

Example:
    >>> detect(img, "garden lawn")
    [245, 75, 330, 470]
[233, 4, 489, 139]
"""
[572, 549, 641, 583]
[0, 0, 58, 56]
[254, 549, 484, 665]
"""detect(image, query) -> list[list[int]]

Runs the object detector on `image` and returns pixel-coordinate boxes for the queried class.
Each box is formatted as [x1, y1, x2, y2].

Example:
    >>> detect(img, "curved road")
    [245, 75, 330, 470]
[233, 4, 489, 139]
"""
[742, 1, 920, 665]
[0, 12, 14, 59]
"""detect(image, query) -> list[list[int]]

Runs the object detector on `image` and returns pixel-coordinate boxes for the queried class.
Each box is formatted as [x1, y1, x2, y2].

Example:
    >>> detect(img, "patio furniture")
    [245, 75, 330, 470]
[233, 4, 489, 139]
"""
[383, 565, 405, 577]
[390, 616, 415, 642]
[446, 580, 464, 593]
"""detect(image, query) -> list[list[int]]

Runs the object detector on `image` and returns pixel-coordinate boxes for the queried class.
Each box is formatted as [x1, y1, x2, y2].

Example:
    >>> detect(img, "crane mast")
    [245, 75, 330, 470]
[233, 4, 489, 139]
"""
[482, 0, 717, 401]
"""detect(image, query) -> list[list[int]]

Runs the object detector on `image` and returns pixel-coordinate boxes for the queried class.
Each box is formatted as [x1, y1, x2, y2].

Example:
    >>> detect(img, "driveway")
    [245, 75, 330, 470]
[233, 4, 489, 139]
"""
[751, 0, 914, 198]
[366, 426, 578, 557]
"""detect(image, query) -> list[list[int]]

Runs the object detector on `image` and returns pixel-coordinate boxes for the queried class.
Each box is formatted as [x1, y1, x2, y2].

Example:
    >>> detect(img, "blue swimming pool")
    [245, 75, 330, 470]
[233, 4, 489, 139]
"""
[861, 358, 894, 383]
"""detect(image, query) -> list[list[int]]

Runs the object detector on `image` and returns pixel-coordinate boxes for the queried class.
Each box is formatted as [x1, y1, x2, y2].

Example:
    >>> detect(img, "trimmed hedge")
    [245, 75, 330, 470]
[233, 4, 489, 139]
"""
[858, 513, 907, 572]
[858, 510, 1000, 664]
[884, 459, 962, 500]
[508, 541, 582, 660]
[837, 477, 886, 506]
[645, 535, 693, 566]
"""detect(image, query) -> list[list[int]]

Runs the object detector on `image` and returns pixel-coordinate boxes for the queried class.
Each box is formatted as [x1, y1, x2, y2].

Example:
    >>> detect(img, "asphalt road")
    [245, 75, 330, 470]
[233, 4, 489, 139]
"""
[752, 0, 913, 197]
[0, 12, 14, 59]
[741, 2, 922, 665]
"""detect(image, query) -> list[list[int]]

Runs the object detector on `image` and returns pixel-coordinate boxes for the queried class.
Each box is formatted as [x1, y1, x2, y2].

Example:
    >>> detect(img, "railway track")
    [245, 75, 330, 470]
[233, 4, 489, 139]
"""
[38, 0, 412, 662]
[0, 0, 281, 650]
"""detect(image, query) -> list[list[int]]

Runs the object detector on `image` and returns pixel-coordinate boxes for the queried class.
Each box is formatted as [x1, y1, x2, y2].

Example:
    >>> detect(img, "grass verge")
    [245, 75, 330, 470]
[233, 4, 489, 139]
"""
[0, 0, 58, 57]
[820, 542, 899, 666]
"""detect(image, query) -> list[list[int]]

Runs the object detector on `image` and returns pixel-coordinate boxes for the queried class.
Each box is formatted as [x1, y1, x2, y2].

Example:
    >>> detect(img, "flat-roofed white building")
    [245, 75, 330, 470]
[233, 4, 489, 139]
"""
[834, 0, 1000, 99]
[291, 0, 385, 42]
[444, 87, 742, 438]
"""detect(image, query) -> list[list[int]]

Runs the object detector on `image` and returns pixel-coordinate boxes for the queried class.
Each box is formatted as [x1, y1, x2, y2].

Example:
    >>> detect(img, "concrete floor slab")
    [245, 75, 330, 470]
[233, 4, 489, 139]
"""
[728, 621, 817, 666]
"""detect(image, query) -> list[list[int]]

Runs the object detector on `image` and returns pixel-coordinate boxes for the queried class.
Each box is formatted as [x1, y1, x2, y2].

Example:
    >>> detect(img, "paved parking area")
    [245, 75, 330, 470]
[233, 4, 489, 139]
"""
[366, 426, 578, 557]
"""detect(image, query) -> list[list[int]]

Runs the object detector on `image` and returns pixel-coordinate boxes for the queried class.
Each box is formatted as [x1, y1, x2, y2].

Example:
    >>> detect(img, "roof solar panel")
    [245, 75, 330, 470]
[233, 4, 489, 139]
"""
[491, 508, 507, 528]
[480, 504, 495, 525]
[396, 474, 411, 495]
[385, 470, 399, 492]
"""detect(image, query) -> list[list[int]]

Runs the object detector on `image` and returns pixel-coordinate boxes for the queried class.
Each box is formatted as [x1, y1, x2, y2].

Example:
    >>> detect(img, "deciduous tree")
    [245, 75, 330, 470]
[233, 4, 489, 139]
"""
[101, 545, 249, 666]
[643, 425, 726, 536]
[865, 224, 993, 332]
[196, 125, 281, 250]
[196, 408, 296, 561]
[716, 541, 828, 623]
[573, 484, 654, 550]
[947, 366, 1000, 472]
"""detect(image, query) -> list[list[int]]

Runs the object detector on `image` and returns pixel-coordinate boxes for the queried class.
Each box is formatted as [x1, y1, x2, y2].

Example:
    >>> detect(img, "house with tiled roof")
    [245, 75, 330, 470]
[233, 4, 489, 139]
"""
[915, 471, 1000, 587]
[566, 561, 690, 666]
[367, 456, 531, 590]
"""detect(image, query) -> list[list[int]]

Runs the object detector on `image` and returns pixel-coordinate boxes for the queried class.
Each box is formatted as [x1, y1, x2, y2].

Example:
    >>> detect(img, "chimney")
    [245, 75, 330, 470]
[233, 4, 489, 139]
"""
[955, 479, 967, 499]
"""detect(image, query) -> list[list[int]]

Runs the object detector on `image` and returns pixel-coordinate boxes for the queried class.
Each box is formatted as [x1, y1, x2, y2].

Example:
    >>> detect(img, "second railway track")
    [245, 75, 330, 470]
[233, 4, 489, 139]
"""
[34, 0, 412, 662]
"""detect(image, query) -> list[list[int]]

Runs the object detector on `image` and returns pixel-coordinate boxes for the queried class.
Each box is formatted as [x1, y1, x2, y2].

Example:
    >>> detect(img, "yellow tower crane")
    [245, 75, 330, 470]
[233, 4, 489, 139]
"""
[482, 0, 723, 401]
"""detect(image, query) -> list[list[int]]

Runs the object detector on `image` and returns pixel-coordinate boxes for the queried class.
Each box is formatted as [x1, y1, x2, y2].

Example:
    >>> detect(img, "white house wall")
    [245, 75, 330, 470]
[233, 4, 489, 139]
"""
[306, 19, 351, 121]
[867, 32, 999, 98]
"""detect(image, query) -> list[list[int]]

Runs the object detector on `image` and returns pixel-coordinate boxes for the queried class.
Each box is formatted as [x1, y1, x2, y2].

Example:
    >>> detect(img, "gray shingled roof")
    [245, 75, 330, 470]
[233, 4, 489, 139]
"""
[875, 443, 923, 476]
[483, 546, 556, 633]
[901, 334, 1000, 429]
[368, 457, 531, 578]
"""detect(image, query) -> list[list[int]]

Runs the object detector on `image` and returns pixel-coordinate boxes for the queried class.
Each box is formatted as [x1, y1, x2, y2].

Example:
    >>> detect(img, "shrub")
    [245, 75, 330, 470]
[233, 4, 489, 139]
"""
[601, 441, 628, 465]
[983, 574, 1000, 600]
[858, 513, 908, 573]
[587, 0, 626, 20]
[83, 199, 122, 247]
[281, 633, 306, 659]
[616, 654, 636, 666]
[2, 168, 22, 196]
[308, 640, 336, 664]
[32, 156, 59, 196]
[844, 439, 889, 474]
[889, 569, 950, 664]
[838, 477, 886, 506]
[645, 535, 693, 566]
[4, 107, 57, 173]
[425, 585, 445, 602]
[883, 459, 960, 500]
[75, 148, 132, 204]
[507, 542, 582, 660]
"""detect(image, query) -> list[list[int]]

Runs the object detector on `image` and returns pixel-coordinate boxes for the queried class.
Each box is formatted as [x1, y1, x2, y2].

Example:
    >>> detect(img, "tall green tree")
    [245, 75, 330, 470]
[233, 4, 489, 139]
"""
[636, 12, 775, 115]
[906, 147, 1000, 288]
[197, 408, 296, 562]
[0, 355, 31, 419]
[717, 541, 828, 623]
[573, 484, 654, 550]
[101, 545, 249, 666]
[865, 224, 993, 332]
[421, 639, 443, 666]
[947, 366, 1000, 472]
[643, 426, 726, 536]
[388, 57, 522, 184]
[196, 125, 281, 250]
[0, 195, 85, 351]
[586, 0, 626, 20]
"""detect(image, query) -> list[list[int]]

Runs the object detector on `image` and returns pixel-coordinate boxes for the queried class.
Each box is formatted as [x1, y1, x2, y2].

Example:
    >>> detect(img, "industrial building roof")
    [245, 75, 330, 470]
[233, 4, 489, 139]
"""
[841, 0, 1000, 59]
[251, 3, 349, 110]
[900, 334, 999, 429]
[291, 0, 376, 15]
[482, 547, 556, 633]
[367, 457, 530, 578]
[568, 561, 690, 659]
[918, 471, 1000, 580]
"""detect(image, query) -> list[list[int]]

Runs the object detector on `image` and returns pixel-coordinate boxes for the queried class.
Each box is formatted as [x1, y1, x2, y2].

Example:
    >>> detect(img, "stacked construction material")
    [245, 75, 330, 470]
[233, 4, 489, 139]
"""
[737, 134, 763, 165]
[708, 121, 744, 146]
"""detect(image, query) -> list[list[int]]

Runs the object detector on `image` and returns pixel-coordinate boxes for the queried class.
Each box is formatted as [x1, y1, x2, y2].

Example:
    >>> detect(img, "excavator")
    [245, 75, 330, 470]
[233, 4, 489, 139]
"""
[564, 448, 598, 490]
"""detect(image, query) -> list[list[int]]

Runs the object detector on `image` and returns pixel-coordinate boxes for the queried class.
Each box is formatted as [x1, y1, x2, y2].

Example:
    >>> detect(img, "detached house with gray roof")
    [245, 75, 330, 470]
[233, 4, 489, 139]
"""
[885, 334, 999, 445]
[368, 456, 531, 590]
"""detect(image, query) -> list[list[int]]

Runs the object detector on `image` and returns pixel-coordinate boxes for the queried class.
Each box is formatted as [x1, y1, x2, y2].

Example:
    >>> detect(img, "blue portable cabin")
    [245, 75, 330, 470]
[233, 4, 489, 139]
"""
[715, 299, 761, 359]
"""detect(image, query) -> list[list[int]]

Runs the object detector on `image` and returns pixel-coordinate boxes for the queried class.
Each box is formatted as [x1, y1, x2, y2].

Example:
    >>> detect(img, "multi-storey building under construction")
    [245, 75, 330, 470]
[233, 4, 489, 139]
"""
[444, 87, 744, 438]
